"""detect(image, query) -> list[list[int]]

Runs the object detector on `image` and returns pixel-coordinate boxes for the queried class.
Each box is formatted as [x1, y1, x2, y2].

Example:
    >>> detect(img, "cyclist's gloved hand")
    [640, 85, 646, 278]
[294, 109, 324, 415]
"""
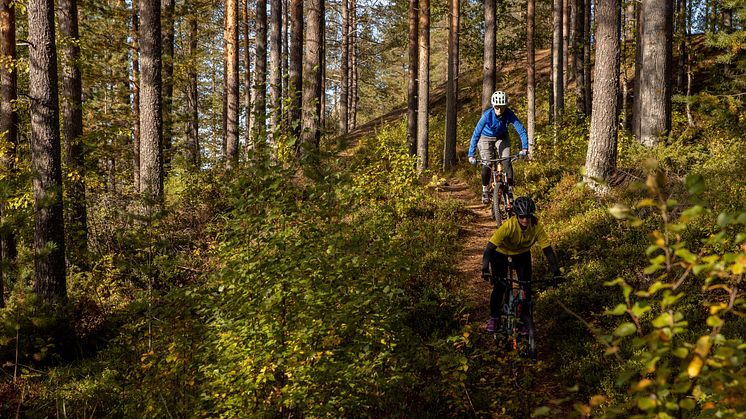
[519, 149, 528, 159]
[469, 156, 477, 166]
[481, 270, 491, 282]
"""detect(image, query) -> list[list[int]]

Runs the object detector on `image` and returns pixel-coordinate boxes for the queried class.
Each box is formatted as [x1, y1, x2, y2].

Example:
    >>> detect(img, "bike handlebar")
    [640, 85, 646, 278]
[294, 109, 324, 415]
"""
[478, 154, 522, 164]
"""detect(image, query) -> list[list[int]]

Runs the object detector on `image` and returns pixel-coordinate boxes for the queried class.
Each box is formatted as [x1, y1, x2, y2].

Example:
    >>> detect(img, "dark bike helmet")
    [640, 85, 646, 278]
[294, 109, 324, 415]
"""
[513, 196, 536, 217]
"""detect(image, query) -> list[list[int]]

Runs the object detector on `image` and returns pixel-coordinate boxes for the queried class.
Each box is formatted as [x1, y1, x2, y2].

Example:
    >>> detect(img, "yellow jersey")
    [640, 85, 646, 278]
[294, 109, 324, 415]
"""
[488, 216, 551, 255]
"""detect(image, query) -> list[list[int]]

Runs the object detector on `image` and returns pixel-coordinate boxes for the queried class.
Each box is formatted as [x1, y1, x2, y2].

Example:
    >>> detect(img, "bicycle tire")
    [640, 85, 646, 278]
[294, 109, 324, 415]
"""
[492, 182, 502, 227]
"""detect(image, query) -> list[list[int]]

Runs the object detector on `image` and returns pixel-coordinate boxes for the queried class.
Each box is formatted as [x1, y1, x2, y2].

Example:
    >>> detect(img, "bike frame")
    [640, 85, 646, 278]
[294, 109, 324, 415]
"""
[479, 155, 519, 228]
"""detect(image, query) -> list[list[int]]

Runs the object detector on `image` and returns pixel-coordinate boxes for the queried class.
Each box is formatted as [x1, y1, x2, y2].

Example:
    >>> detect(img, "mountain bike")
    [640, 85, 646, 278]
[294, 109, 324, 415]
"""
[479, 155, 520, 228]
[492, 257, 557, 360]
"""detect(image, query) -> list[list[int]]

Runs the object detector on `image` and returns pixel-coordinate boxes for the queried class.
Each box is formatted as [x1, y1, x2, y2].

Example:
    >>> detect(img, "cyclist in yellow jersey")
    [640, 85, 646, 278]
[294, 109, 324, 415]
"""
[481, 196, 561, 332]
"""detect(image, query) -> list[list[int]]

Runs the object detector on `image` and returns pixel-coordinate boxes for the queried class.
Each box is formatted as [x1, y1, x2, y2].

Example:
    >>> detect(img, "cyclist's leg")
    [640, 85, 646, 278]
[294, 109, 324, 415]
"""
[478, 136, 497, 203]
[489, 251, 509, 318]
[496, 136, 513, 191]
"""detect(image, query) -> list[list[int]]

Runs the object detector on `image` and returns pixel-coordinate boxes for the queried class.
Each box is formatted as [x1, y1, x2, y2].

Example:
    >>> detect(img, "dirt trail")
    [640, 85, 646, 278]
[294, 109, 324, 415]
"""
[438, 177, 496, 327]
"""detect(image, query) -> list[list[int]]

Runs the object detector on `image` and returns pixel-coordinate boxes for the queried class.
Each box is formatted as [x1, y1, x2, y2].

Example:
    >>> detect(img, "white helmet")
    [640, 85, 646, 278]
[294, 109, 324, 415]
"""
[491, 90, 508, 107]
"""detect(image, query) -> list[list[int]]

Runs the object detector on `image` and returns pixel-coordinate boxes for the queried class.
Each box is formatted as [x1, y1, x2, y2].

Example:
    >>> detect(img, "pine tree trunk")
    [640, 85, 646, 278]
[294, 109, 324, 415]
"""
[638, 0, 673, 147]
[139, 0, 163, 198]
[527, 0, 536, 152]
[563, 0, 569, 89]
[186, 2, 199, 167]
[675, 0, 687, 93]
[225, 0, 239, 168]
[417, 0, 430, 172]
[29, 0, 67, 305]
[350, 0, 358, 130]
[0, 0, 17, 307]
[552, 0, 564, 125]
[583, 0, 592, 115]
[269, 0, 282, 142]
[586, 0, 620, 191]
[131, 0, 141, 189]
[243, 0, 253, 148]
[340, 0, 349, 135]
[443, 0, 458, 170]
[481, 0, 495, 110]
[573, 0, 586, 117]
[407, 0, 418, 156]
[254, 0, 267, 143]
[59, 0, 88, 269]
[288, 0, 302, 142]
[161, 0, 174, 170]
[300, 0, 323, 156]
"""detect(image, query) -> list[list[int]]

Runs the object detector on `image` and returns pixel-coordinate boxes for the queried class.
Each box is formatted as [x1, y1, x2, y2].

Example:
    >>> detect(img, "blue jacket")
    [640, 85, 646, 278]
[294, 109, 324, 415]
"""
[468, 107, 529, 157]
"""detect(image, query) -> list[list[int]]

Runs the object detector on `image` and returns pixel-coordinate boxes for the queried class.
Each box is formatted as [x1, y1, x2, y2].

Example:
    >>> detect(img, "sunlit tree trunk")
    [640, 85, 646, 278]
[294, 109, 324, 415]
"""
[186, 0, 199, 168]
[161, 0, 174, 170]
[527, 0, 536, 152]
[417, 0, 429, 172]
[269, 0, 282, 142]
[481, 0, 495, 110]
[300, 0, 323, 157]
[59, 0, 88, 269]
[552, 0, 564, 125]
[225, 0, 239, 168]
[0, 0, 17, 307]
[407, 0, 418, 156]
[638, 0, 673, 147]
[139, 0, 163, 198]
[29, 0, 67, 305]
[288, 0, 302, 142]
[131, 0, 141, 189]
[585, 0, 620, 192]
[253, 0, 267, 143]
[443, 0, 458, 170]
[340, 0, 349, 136]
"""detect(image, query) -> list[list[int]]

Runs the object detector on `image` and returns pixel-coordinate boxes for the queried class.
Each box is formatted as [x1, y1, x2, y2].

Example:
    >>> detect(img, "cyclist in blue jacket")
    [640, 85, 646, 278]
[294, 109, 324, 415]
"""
[468, 91, 529, 204]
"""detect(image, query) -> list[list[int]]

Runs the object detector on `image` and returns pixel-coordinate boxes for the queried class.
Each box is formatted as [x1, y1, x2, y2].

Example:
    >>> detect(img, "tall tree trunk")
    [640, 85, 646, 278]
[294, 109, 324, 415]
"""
[320, 4, 327, 132]
[585, 0, 620, 191]
[29, 0, 67, 305]
[350, 0, 358, 130]
[632, 0, 642, 138]
[254, 0, 267, 144]
[573, 0, 586, 116]
[621, 0, 634, 130]
[552, 0, 564, 125]
[675, 0, 687, 93]
[407, 0, 418, 156]
[59, 0, 88, 270]
[583, 0, 592, 115]
[481, 0, 495, 110]
[638, 0, 673, 147]
[225, 0, 239, 168]
[443, 0, 458, 170]
[139, 0, 163, 198]
[417, 0, 429, 172]
[186, 1, 199, 168]
[269, 0, 282, 142]
[131, 0, 141, 189]
[161, 0, 174, 171]
[288, 0, 302, 142]
[527, 0, 536, 152]
[300, 0, 323, 157]
[563, 0, 569, 89]
[243, 0, 253, 148]
[339, 0, 349, 136]
[0, 0, 17, 307]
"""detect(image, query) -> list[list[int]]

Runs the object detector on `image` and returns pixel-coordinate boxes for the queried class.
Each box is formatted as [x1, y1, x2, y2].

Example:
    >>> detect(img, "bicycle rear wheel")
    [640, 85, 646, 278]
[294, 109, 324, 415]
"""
[492, 182, 503, 227]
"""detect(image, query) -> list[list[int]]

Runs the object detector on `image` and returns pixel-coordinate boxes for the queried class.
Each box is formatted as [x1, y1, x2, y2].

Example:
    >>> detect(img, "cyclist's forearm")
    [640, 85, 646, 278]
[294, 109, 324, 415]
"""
[542, 246, 560, 274]
[483, 242, 498, 273]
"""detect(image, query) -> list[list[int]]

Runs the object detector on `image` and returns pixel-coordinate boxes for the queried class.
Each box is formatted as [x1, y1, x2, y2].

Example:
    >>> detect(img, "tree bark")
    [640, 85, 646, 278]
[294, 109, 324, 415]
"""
[225, 0, 239, 169]
[186, 0, 199, 168]
[638, 0, 673, 147]
[300, 0, 323, 157]
[583, 0, 592, 115]
[585, 0, 620, 191]
[59, 0, 88, 269]
[407, 0, 418, 156]
[288, 0, 302, 142]
[269, 0, 282, 143]
[527, 0, 536, 152]
[633, 0, 642, 138]
[131, 0, 141, 189]
[443, 0, 458, 171]
[563, 0, 569, 89]
[552, 0, 564, 125]
[417, 0, 429, 172]
[139, 0, 163, 198]
[253, 0, 267, 144]
[161, 0, 175, 170]
[573, 0, 586, 117]
[29, 0, 67, 304]
[0, 0, 17, 307]
[340, 0, 349, 136]
[481, 0, 495, 110]
[243, 0, 253, 148]
[350, 0, 358, 130]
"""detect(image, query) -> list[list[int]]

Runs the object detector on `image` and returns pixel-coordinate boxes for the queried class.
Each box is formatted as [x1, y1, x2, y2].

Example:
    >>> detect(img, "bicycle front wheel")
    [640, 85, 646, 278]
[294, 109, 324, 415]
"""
[492, 183, 503, 228]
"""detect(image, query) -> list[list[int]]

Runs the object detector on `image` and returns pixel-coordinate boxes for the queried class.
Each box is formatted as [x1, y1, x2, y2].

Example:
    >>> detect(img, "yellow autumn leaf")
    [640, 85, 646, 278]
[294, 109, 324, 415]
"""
[688, 356, 703, 378]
